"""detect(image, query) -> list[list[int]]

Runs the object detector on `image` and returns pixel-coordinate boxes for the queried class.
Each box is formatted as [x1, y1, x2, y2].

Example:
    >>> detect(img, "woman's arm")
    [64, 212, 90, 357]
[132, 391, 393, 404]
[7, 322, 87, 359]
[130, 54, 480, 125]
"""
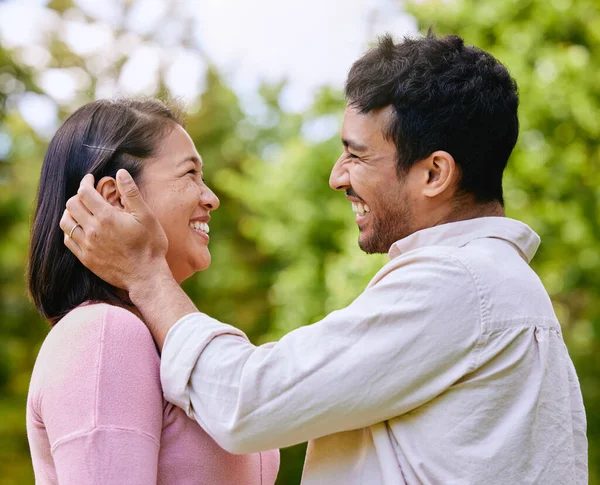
[45, 304, 164, 484]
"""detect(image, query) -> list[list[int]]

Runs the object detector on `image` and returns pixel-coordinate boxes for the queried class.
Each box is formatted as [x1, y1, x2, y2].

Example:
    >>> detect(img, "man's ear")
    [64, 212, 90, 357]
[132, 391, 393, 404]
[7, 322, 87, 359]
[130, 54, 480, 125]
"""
[96, 176, 125, 209]
[421, 150, 458, 199]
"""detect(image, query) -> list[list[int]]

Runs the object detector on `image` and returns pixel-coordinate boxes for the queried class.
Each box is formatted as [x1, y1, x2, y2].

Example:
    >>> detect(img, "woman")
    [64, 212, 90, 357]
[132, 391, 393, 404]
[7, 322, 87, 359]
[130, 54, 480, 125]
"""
[26, 98, 279, 484]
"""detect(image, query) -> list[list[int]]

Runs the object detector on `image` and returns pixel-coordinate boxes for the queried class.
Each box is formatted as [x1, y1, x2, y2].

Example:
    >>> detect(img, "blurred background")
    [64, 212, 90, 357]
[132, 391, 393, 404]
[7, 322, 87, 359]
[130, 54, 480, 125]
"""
[0, 0, 598, 483]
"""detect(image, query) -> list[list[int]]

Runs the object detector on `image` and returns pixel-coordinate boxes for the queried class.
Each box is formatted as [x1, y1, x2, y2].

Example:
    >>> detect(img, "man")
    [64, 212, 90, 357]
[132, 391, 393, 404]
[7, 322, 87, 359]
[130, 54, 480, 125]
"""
[61, 33, 587, 484]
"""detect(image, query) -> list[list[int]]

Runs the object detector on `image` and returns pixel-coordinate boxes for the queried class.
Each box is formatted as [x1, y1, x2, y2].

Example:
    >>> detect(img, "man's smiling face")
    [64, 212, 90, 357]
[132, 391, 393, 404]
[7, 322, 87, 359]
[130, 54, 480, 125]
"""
[329, 105, 419, 254]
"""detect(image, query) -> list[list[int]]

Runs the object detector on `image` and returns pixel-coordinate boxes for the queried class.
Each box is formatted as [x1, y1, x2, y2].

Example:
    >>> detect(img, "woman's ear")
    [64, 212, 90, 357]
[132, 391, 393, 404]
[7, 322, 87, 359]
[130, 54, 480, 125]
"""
[96, 176, 124, 209]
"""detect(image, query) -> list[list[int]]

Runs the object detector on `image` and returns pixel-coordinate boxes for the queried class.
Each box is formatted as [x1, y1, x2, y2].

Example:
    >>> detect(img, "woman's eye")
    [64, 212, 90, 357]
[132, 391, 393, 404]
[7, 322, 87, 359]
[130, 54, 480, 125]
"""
[186, 169, 198, 176]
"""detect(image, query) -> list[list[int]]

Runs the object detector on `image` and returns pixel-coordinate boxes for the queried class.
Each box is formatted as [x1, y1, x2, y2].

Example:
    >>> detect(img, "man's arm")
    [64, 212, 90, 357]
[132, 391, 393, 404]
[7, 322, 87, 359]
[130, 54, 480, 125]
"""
[160, 250, 483, 453]
[61, 170, 195, 348]
[128, 270, 196, 349]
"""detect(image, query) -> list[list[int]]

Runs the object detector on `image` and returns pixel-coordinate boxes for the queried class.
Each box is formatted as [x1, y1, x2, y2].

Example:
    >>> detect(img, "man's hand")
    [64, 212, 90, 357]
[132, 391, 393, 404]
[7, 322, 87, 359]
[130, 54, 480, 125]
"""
[61, 169, 199, 347]
[60, 169, 170, 293]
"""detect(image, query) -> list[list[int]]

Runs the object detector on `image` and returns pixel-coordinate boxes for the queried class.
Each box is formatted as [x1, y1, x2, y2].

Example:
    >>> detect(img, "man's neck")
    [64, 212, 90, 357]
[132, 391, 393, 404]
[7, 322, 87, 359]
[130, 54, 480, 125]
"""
[431, 200, 505, 228]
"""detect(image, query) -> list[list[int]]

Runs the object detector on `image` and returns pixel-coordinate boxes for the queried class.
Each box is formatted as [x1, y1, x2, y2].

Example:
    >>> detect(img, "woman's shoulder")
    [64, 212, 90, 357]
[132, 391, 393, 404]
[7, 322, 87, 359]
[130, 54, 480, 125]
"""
[61, 301, 144, 327]
[55, 302, 153, 345]
[31, 302, 161, 404]
[35, 303, 159, 382]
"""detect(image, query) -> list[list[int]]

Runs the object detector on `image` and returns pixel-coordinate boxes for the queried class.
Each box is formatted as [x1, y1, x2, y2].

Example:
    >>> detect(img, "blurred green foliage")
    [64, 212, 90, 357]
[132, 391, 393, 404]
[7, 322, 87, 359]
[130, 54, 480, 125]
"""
[0, 0, 598, 484]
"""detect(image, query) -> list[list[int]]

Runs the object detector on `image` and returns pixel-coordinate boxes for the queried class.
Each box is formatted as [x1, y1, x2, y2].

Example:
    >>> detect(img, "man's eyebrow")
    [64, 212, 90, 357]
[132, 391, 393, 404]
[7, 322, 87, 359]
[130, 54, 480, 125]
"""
[342, 138, 368, 152]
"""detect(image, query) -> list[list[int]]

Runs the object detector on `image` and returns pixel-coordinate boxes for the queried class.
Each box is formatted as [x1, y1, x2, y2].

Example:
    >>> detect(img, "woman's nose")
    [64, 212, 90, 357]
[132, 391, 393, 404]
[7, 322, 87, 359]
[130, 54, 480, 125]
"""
[201, 185, 220, 211]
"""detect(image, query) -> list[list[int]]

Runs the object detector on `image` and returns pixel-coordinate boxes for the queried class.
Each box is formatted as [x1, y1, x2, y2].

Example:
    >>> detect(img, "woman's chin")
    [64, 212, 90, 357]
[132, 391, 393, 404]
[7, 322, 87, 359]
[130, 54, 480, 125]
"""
[167, 255, 211, 284]
[194, 254, 211, 272]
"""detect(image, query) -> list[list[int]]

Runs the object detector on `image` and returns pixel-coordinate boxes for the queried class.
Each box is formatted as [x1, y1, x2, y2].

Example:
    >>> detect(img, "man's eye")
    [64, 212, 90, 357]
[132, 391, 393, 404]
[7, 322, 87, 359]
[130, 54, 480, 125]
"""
[186, 169, 198, 175]
[348, 153, 359, 159]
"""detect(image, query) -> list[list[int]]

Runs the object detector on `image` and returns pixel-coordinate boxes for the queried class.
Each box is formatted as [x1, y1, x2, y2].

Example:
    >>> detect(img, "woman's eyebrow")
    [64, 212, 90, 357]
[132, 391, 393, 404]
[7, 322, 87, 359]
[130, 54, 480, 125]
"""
[177, 155, 203, 167]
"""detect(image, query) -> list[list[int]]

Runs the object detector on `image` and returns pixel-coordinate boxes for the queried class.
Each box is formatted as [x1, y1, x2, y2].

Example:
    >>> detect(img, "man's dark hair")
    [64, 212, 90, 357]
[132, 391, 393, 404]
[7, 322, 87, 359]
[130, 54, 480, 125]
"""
[28, 98, 184, 325]
[345, 31, 519, 204]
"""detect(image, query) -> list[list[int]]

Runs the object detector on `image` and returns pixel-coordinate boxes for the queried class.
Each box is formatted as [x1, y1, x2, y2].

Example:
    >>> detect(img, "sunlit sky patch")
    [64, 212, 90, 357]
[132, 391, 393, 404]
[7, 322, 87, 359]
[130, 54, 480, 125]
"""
[0, 0, 417, 138]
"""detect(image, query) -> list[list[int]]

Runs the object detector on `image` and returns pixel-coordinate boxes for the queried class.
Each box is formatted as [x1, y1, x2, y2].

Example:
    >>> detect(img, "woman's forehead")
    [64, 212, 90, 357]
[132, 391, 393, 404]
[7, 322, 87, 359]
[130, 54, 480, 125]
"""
[155, 125, 203, 167]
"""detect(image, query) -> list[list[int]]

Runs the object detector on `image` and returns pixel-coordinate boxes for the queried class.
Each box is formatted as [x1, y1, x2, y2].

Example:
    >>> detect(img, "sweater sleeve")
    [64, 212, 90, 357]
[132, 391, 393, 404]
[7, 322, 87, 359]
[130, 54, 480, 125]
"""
[51, 427, 160, 485]
[42, 304, 163, 485]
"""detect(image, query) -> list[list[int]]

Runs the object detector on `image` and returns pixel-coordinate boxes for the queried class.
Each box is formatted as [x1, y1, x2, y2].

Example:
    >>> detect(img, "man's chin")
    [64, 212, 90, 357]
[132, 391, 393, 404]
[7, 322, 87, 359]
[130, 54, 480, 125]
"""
[358, 234, 387, 254]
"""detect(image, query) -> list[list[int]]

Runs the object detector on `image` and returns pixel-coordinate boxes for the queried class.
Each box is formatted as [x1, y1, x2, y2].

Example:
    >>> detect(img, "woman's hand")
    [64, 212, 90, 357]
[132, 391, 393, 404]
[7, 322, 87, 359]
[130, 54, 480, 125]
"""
[60, 169, 170, 293]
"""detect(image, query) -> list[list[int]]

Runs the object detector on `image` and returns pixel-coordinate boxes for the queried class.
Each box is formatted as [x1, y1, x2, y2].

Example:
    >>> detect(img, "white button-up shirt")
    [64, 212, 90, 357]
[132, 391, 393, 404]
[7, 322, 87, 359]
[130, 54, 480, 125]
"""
[161, 217, 587, 484]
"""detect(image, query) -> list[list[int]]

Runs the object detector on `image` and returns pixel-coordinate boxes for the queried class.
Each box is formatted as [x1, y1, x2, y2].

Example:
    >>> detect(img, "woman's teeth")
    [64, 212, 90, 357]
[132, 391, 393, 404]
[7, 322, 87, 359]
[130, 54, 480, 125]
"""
[189, 221, 209, 234]
[351, 201, 371, 216]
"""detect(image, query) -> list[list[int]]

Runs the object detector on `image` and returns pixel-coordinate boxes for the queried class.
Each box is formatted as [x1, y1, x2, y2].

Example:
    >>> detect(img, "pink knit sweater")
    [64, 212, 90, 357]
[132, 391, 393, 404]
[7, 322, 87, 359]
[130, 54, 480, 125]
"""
[26, 303, 279, 484]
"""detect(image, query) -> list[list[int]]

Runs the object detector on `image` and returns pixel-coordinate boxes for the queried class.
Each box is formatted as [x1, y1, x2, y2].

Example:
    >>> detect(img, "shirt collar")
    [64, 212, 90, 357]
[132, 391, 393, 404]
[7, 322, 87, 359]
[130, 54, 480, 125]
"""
[388, 217, 541, 263]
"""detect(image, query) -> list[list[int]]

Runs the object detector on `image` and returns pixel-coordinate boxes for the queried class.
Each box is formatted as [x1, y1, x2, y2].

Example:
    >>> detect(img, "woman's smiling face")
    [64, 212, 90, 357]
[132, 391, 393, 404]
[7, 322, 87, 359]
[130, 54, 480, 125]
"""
[138, 123, 219, 283]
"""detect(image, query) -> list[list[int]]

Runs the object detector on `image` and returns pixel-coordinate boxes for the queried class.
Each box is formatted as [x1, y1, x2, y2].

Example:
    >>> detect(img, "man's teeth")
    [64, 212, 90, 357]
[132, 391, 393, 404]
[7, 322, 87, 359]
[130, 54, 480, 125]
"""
[189, 221, 209, 234]
[351, 201, 371, 216]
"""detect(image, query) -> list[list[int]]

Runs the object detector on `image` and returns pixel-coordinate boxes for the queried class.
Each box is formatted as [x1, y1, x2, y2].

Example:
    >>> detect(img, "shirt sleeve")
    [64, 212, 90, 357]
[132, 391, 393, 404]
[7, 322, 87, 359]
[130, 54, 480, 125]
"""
[161, 248, 484, 453]
[48, 305, 163, 484]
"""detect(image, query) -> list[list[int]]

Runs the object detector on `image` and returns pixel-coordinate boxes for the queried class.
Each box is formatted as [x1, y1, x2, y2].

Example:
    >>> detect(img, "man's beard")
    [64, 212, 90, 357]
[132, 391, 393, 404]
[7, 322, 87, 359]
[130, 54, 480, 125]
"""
[358, 202, 412, 254]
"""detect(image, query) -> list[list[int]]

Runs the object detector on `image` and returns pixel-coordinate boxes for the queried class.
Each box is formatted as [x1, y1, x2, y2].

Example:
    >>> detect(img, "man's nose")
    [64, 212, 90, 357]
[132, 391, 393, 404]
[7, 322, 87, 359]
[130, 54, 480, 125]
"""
[329, 156, 350, 191]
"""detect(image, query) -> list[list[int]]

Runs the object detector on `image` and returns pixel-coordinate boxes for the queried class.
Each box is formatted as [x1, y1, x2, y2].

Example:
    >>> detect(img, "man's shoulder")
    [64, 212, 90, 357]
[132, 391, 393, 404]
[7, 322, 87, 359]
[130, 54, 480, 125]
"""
[400, 239, 556, 326]
[382, 238, 537, 283]
[368, 246, 480, 307]
[374, 245, 474, 285]
[373, 240, 555, 323]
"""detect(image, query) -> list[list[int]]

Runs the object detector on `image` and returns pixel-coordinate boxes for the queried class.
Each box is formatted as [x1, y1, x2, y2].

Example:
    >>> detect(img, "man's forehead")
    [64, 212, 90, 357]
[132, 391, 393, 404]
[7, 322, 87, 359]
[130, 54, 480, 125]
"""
[341, 105, 393, 144]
